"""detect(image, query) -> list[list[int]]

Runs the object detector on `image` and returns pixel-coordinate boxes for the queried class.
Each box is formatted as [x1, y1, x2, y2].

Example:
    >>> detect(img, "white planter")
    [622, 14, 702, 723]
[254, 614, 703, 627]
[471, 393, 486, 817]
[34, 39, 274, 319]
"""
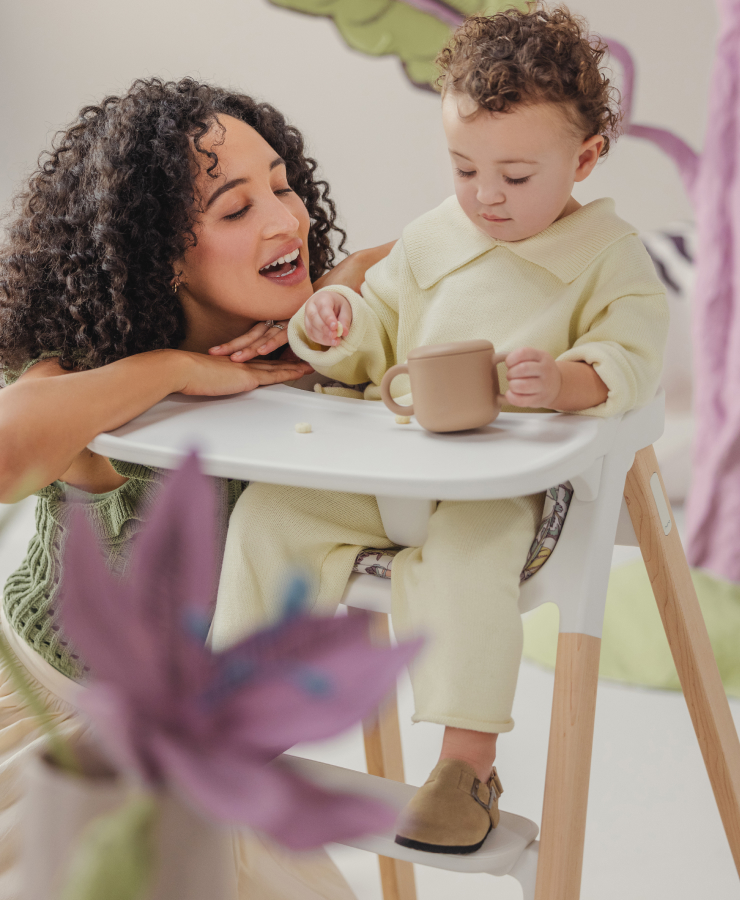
[22, 746, 236, 900]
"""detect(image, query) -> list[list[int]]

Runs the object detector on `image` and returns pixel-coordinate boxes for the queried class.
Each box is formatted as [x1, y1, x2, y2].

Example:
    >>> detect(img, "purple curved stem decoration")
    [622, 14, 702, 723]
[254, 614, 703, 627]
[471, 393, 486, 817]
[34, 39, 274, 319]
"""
[603, 37, 635, 123]
[684, 0, 740, 582]
[605, 37, 700, 197]
[398, 0, 464, 28]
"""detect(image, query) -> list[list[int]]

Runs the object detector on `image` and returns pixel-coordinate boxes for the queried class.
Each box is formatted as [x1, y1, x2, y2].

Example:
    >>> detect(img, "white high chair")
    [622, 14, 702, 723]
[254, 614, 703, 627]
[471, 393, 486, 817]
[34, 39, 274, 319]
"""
[282, 392, 740, 900]
[90, 386, 740, 900]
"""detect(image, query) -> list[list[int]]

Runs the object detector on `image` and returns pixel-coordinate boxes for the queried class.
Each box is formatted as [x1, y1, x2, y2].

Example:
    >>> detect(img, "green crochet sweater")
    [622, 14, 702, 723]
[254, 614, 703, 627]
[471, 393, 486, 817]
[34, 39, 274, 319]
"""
[2, 460, 245, 680]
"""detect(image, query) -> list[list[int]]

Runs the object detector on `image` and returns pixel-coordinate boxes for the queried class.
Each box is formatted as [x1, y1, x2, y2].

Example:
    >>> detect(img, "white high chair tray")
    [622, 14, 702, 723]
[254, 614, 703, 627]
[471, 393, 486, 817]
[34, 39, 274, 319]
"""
[89, 384, 615, 499]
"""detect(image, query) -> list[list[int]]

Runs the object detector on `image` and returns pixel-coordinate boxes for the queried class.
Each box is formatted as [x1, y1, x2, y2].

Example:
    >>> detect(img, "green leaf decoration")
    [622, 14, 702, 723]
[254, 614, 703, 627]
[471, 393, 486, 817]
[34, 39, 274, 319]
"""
[60, 794, 159, 900]
[268, 0, 527, 90]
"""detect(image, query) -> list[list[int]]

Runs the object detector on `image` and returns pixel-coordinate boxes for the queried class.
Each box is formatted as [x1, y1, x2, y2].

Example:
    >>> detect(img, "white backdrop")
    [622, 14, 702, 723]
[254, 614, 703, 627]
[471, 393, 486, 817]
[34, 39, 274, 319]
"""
[0, 0, 718, 250]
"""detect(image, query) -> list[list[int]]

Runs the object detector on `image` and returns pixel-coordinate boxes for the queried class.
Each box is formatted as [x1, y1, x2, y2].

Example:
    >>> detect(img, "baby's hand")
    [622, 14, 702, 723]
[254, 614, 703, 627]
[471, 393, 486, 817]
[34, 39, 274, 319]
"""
[504, 347, 562, 408]
[304, 291, 353, 347]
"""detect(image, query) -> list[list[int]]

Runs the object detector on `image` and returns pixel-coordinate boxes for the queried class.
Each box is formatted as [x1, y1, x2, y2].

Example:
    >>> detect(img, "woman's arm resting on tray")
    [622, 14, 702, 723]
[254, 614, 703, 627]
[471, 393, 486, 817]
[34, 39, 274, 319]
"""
[0, 350, 311, 502]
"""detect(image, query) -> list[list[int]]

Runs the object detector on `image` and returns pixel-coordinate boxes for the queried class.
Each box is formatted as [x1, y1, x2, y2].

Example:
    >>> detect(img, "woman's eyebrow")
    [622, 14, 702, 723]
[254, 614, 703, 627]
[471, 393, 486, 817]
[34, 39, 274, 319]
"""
[206, 158, 286, 209]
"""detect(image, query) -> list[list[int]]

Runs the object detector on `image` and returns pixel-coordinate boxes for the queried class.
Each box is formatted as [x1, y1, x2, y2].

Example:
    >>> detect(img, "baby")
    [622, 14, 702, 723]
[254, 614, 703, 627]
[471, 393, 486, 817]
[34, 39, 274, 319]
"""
[214, 6, 668, 854]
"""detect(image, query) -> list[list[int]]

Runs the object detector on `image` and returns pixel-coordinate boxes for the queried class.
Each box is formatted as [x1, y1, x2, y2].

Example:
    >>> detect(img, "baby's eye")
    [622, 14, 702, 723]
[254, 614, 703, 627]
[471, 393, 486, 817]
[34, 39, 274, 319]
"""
[455, 167, 476, 179]
[504, 176, 530, 185]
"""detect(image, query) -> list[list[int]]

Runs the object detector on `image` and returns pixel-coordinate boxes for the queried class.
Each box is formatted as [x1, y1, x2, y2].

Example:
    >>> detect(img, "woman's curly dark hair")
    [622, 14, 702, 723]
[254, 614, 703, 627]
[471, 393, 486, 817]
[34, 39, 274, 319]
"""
[0, 78, 347, 373]
[436, 5, 622, 156]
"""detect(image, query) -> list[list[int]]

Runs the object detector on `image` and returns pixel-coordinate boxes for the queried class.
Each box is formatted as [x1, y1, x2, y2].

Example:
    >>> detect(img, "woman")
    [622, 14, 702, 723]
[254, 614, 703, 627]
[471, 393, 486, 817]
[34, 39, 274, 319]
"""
[0, 77, 389, 899]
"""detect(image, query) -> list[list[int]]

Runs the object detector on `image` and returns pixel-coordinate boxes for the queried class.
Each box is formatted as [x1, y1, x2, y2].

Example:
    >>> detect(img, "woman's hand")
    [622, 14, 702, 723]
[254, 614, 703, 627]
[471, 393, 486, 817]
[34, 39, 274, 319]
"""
[177, 351, 312, 396]
[208, 319, 291, 362]
[304, 291, 353, 347]
[313, 240, 396, 294]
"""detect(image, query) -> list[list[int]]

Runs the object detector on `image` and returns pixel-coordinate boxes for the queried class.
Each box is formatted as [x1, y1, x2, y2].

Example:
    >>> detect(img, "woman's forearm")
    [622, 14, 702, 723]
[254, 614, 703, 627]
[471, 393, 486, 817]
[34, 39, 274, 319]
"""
[312, 241, 397, 294]
[0, 350, 190, 501]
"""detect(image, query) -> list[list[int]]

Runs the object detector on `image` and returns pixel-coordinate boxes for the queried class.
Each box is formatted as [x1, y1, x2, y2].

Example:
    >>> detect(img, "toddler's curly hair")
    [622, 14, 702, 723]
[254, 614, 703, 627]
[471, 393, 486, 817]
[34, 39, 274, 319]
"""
[436, 5, 621, 157]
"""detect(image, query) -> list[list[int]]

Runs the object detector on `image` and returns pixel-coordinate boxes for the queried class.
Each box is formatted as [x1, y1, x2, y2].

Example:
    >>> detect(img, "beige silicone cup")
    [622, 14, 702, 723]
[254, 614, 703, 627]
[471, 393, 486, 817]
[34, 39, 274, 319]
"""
[380, 341, 507, 433]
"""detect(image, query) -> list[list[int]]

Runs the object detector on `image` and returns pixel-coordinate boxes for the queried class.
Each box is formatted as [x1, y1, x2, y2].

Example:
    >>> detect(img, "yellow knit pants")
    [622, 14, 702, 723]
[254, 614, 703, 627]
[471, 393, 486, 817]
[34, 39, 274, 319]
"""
[213, 486, 544, 735]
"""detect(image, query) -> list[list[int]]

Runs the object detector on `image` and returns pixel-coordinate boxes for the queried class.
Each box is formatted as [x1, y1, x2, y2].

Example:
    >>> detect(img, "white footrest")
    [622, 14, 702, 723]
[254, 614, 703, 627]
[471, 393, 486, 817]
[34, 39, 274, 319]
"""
[281, 755, 538, 876]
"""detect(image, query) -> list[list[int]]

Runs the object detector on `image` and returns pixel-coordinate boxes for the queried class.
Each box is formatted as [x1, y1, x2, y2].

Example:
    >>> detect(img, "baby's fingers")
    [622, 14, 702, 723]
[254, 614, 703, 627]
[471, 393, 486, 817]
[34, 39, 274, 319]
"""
[304, 305, 336, 345]
[506, 361, 544, 380]
[505, 388, 544, 408]
[505, 346, 545, 367]
[336, 304, 352, 341]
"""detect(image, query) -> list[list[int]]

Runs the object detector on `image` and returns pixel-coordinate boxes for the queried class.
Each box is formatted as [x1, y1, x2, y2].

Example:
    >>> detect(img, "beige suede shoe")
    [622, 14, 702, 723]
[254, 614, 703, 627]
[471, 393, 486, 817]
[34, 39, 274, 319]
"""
[394, 759, 504, 854]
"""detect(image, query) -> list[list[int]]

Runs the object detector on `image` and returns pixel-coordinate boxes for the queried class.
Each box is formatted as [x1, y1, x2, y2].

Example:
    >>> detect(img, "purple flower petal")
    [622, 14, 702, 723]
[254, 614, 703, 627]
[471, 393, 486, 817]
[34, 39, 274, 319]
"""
[221, 632, 422, 754]
[59, 508, 151, 684]
[57, 452, 422, 850]
[152, 734, 396, 849]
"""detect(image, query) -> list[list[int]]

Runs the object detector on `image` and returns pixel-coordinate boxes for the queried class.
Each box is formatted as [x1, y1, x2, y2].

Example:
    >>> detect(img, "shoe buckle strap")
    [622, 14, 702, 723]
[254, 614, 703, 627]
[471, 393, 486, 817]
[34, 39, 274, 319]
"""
[471, 767, 503, 811]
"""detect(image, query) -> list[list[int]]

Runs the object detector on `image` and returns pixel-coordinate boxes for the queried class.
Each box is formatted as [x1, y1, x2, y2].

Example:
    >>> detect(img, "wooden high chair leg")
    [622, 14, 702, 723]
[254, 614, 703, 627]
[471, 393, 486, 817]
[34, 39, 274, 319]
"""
[624, 446, 740, 878]
[534, 631, 601, 900]
[347, 607, 417, 900]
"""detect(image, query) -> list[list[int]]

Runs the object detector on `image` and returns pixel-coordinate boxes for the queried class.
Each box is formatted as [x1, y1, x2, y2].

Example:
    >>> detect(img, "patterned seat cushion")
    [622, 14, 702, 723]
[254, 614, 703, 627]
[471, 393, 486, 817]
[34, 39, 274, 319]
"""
[352, 482, 574, 584]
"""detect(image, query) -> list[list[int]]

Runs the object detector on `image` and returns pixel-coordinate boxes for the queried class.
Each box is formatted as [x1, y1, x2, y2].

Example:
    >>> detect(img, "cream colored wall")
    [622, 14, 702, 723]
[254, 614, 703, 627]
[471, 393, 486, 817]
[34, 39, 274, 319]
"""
[0, 0, 717, 251]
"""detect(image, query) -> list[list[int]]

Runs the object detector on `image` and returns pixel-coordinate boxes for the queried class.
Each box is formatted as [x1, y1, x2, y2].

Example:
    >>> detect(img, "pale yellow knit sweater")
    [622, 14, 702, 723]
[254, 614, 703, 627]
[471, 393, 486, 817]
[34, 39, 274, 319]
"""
[289, 196, 668, 416]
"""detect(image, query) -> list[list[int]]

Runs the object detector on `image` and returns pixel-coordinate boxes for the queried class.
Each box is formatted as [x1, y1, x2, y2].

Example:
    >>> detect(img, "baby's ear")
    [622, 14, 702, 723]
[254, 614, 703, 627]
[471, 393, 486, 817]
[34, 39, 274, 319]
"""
[575, 134, 604, 181]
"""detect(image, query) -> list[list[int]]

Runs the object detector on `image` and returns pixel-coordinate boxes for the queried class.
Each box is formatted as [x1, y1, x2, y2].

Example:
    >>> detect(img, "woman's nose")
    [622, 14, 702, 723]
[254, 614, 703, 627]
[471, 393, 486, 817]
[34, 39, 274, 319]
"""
[262, 194, 301, 238]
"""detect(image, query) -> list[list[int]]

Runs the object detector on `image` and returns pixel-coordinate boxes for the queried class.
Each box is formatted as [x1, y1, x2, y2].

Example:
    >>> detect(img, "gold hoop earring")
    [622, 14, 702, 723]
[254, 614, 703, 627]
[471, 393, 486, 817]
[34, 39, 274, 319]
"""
[172, 277, 181, 295]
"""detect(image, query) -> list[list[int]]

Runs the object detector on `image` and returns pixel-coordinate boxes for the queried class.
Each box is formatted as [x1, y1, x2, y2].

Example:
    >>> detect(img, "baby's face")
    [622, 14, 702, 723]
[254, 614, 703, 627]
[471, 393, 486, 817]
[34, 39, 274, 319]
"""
[442, 94, 600, 242]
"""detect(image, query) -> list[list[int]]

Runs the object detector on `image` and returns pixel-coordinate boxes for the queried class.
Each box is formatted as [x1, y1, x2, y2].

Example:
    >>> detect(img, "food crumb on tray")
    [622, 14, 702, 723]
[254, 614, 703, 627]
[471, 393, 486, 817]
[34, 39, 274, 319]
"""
[395, 415, 412, 425]
[295, 422, 312, 433]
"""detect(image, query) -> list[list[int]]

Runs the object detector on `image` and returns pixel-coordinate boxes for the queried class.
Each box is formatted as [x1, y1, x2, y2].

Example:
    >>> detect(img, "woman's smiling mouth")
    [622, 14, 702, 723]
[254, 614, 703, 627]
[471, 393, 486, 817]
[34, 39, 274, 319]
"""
[259, 247, 300, 277]
[258, 249, 307, 285]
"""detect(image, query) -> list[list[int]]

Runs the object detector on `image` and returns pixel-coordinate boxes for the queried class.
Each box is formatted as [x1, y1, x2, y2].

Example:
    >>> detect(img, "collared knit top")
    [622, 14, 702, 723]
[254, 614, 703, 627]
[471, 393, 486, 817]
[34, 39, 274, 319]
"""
[289, 196, 669, 418]
[1, 359, 246, 679]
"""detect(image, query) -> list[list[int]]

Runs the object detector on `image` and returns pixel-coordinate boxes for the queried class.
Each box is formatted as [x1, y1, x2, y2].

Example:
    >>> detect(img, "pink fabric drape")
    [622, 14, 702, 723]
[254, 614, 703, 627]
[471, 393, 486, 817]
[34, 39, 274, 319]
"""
[582, 22, 740, 582]
[683, 0, 740, 581]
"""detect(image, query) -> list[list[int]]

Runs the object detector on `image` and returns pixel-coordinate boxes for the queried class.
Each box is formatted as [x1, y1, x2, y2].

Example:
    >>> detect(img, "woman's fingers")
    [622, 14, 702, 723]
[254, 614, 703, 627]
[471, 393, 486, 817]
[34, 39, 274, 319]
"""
[245, 359, 313, 384]
[209, 321, 291, 362]
[209, 322, 271, 357]
[179, 352, 310, 396]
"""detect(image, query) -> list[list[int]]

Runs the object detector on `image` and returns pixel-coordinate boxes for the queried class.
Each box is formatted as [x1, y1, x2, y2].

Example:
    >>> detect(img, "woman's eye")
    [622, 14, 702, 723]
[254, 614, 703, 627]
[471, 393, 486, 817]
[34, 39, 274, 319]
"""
[224, 205, 251, 220]
[455, 168, 476, 179]
[504, 176, 530, 185]
[275, 187, 293, 196]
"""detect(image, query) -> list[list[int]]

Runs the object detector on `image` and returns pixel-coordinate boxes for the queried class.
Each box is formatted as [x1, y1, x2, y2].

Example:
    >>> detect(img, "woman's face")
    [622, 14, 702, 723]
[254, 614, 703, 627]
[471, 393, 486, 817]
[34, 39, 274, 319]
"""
[177, 115, 313, 344]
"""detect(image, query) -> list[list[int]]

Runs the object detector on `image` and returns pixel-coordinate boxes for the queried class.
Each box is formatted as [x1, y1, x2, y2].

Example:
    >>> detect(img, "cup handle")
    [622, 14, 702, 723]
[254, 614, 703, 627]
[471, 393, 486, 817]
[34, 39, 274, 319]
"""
[380, 364, 414, 416]
[492, 351, 508, 404]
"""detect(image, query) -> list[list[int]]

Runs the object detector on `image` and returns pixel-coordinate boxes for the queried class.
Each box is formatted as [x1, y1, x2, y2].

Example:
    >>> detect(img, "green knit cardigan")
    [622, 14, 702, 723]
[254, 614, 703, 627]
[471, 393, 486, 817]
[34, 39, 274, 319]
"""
[3, 460, 245, 679]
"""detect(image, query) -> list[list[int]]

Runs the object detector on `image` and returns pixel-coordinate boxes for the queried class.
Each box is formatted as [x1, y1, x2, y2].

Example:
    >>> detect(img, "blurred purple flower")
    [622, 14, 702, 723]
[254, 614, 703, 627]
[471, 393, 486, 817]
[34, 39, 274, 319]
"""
[59, 452, 421, 850]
